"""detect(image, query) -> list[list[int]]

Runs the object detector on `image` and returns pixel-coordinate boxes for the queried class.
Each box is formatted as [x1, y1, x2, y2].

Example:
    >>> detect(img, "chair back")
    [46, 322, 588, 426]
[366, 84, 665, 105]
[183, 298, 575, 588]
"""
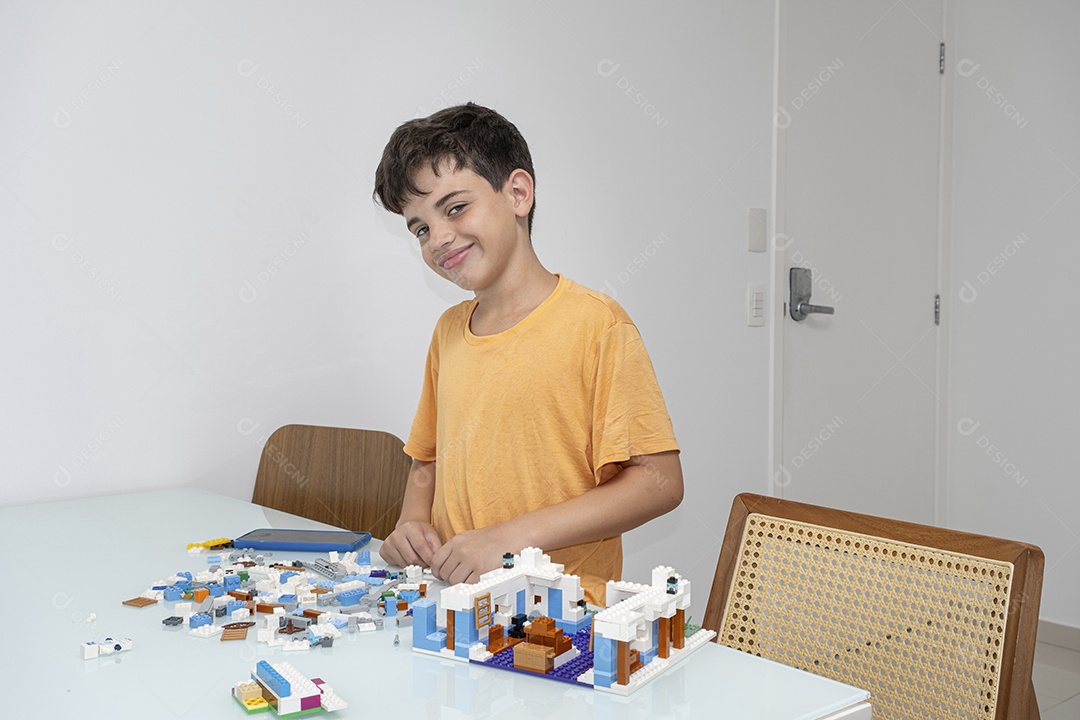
[703, 493, 1043, 720]
[251, 424, 411, 540]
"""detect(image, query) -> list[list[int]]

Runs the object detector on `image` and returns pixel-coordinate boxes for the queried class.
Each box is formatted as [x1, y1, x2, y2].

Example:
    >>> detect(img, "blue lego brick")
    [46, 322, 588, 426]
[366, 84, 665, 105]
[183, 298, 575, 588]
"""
[548, 588, 563, 620]
[453, 610, 480, 658]
[223, 575, 241, 591]
[516, 589, 526, 616]
[384, 600, 398, 617]
[315, 580, 337, 590]
[369, 569, 388, 578]
[164, 587, 184, 601]
[592, 636, 617, 688]
[337, 588, 367, 607]
[206, 583, 224, 597]
[412, 599, 446, 653]
[330, 617, 348, 629]
[277, 594, 297, 605]
[256, 660, 291, 698]
[206, 554, 223, 564]
[226, 600, 245, 615]
[399, 589, 421, 604]
[279, 570, 298, 584]
[189, 613, 212, 629]
[356, 551, 370, 565]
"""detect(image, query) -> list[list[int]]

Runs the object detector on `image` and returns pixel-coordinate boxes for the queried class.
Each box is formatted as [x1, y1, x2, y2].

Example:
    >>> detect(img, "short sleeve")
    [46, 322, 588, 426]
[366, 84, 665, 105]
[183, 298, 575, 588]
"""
[403, 329, 439, 462]
[590, 320, 679, 478]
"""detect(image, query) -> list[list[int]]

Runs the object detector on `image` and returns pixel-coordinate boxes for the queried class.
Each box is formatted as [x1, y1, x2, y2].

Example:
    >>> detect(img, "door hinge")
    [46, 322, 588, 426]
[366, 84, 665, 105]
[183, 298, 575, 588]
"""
[934, 294, 941, 325]
[939, 43, 945, 74]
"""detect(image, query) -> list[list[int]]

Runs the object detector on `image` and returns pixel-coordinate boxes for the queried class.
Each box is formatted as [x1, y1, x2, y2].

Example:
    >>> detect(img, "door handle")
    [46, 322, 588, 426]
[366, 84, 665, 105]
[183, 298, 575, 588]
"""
[789, 267, 835, 321]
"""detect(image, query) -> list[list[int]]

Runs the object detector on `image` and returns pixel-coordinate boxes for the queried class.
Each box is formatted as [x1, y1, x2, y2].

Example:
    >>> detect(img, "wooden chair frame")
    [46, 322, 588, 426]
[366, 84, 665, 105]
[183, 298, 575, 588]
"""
[704, 493, 1044, 720]
[251, 424, 411, 541]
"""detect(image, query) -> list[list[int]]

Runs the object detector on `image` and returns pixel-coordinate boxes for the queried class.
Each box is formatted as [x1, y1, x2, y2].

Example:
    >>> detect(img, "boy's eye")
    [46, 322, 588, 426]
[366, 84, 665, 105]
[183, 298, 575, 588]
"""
[415, 226, 428, 240]
[448, 203, 465, 216]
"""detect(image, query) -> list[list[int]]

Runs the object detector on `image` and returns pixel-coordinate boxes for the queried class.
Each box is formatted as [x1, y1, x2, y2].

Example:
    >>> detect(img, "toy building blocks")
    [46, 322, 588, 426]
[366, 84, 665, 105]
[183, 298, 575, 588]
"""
[81, 637, 133, 660]
[232, 661, 346, 716]
[412, 547, 716, 696]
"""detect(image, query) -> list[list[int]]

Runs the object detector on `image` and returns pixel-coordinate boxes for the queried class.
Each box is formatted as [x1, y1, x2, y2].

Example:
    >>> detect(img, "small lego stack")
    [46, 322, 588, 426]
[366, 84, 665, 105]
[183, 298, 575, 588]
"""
[232, 660, 346, 716]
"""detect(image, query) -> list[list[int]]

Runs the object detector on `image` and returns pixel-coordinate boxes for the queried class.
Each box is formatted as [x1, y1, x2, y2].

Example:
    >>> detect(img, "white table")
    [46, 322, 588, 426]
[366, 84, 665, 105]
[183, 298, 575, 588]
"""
[0, 488, 871, 719]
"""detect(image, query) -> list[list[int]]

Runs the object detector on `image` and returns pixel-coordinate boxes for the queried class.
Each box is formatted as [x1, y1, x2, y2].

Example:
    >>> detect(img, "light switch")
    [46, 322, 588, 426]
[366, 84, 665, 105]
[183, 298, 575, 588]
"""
[747, 283, 766, 327]
[748, 208, 767, 252]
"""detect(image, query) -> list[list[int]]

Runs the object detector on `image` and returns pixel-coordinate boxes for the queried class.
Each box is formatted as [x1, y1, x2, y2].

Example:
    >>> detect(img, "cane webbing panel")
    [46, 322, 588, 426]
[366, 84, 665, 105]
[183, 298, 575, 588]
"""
[720, 514, 1014, 720]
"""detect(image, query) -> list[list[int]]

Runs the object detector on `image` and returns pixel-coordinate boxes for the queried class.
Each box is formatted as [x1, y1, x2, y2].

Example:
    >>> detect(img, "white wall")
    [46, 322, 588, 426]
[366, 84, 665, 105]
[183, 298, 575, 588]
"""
[947, 0, 1080, 628]
[1, 2, 775, 594]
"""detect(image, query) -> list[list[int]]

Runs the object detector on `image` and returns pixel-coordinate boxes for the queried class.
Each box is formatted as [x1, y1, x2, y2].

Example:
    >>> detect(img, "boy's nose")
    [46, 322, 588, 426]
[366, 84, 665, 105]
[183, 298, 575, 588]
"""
[431, 225, 455, 250]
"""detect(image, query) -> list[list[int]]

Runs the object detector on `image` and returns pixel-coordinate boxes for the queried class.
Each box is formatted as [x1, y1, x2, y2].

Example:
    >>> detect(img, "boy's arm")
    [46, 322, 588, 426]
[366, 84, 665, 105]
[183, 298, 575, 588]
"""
[378, 458, 443, 568]
[429, 450, 683, 585]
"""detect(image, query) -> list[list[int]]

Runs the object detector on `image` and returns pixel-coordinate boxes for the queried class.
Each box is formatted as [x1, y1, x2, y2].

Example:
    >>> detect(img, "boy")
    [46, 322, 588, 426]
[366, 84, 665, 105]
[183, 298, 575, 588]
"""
[373, 103, 681, 603]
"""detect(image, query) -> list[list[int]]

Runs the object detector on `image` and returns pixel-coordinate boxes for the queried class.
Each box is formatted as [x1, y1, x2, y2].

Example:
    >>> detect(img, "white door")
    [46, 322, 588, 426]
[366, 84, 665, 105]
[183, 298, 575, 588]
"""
[772, 0, 945, 524]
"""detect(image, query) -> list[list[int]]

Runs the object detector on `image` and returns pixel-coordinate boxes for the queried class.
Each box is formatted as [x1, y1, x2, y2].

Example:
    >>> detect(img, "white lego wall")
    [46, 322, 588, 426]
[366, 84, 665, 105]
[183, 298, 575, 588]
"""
[0, 1, 775, 601]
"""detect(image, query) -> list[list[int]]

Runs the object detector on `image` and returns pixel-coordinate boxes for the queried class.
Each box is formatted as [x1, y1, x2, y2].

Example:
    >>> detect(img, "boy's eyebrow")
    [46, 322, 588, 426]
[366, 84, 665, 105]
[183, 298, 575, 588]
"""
[406, 190, 468, 230]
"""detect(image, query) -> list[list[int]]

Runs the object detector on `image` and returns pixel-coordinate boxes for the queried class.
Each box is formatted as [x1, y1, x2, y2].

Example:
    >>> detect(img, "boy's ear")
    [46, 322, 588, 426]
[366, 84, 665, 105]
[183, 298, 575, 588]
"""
[505, 168, 534, 220]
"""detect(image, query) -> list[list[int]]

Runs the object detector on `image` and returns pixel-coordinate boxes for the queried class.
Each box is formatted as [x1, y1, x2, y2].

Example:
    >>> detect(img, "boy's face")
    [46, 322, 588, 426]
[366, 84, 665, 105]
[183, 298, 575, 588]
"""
[402, 161, 532, 293]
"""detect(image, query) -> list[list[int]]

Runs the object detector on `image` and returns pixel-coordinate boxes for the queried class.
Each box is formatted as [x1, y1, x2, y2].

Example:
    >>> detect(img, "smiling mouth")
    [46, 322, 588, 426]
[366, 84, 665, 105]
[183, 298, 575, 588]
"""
[440, 245, 472, 270]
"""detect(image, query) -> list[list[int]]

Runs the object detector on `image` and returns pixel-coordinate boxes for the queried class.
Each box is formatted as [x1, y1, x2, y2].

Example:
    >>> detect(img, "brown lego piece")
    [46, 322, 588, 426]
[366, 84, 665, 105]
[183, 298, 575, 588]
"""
[311, 587, 331, 595]
[256, 603, 284, 614]
[221, 627, 249, 641]
[228, 590, 251, 601]
[122, 596, 157, 608]
[672, 608, 685, 649]
[658, 616, 670, 659]
[302, 609, 323, 619]
[222, 621, 256, 630]
[446, 609, 455, 650]
[524, 617, 572, 657]
[278, 620, 306, 635]
[617, 640, 630, 686]
[513, 642, 555, 674]
[487, 624, 525, 655]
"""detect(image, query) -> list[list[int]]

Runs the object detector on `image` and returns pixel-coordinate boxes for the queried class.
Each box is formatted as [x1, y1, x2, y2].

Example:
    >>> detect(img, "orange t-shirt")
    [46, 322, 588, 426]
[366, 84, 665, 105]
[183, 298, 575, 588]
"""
[403, 275, 679, 603]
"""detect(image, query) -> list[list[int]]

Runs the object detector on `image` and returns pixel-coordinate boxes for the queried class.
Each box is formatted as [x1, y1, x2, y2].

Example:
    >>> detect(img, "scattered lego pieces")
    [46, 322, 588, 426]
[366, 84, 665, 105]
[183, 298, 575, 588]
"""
[130, 549, 427, 662]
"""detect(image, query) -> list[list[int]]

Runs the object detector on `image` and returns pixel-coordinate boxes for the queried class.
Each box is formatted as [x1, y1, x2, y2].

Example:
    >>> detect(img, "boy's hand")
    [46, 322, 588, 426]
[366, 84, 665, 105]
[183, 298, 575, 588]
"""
[379, 520, 442, 569]
[429, 525, 512, 586]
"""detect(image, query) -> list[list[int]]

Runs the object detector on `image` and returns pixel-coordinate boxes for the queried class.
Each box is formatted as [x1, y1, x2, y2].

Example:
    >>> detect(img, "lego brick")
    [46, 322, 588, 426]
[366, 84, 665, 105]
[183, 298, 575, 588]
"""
[122, 596, 157, 608]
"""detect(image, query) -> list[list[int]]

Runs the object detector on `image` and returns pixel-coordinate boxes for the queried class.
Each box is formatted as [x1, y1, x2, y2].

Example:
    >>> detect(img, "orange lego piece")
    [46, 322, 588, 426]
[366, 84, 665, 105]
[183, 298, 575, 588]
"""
[192, 588, 209, 603]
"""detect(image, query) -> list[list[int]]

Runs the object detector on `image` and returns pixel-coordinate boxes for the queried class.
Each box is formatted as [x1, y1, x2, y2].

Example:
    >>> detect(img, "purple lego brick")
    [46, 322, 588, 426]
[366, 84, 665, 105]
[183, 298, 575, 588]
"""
[300, 693, 321, 711]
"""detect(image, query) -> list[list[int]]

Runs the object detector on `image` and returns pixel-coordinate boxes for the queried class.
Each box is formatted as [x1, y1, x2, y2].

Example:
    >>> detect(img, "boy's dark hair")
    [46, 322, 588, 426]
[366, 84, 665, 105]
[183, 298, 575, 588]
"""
[374, 103, 536, 234]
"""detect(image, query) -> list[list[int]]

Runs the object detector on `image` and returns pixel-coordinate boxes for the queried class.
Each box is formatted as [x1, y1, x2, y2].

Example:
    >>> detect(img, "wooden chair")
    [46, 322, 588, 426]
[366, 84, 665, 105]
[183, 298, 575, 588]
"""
[251, 424, 412, 540]
[703, 493, 1044, 720]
